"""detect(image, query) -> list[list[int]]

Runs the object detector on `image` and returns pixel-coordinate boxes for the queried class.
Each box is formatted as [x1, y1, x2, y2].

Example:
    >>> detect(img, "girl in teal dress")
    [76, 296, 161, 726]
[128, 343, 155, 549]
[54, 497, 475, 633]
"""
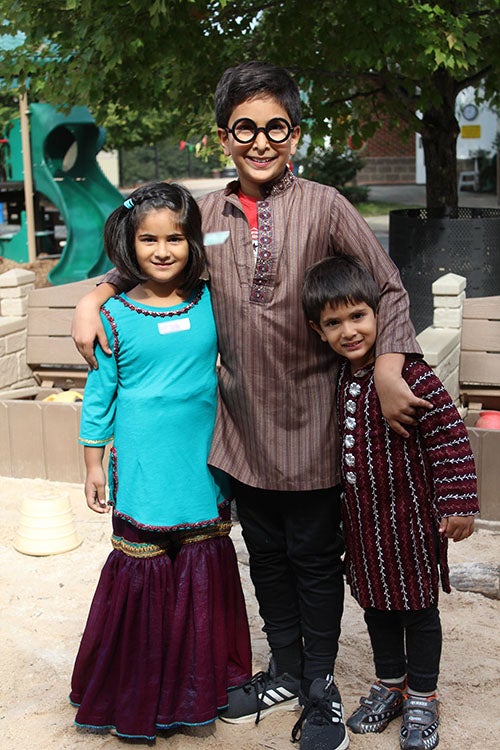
[70, 182, 251, 740]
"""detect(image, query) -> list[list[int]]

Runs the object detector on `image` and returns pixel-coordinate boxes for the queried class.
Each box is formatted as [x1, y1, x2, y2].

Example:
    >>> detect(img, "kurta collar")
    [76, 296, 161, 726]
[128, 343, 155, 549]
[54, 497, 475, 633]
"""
[223, 168, 296, 199]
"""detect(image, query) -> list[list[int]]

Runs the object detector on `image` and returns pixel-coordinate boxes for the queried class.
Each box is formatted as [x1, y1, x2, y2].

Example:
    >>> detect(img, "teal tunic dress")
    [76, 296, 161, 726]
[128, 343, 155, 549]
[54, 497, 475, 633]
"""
[78, 282, 227, 530]
[72, 281, 251, 739]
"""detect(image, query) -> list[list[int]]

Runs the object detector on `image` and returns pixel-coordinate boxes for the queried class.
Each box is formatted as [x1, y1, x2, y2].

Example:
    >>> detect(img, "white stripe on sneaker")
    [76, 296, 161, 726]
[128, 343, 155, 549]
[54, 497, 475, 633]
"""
[261, 687, 296, 705]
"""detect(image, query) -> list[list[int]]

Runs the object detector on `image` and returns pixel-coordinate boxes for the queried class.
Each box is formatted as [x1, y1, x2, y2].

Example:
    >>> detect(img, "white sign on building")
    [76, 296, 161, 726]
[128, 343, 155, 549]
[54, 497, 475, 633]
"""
[415, 87, 498, 184]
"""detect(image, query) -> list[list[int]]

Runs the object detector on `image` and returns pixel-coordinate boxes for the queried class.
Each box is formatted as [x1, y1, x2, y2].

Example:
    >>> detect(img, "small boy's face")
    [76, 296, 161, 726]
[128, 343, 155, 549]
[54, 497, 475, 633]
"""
[310, 300, 377, 372]
[217, 95, 300, 198]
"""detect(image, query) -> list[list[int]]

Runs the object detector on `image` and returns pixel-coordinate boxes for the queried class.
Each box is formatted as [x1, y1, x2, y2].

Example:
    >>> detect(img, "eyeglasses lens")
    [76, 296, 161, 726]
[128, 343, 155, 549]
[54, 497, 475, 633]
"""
[230, 118, 292, 143]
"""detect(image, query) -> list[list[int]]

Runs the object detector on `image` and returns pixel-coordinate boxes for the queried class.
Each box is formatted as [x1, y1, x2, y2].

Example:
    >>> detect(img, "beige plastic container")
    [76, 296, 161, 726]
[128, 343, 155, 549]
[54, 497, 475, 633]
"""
[14, 489, 82, 556]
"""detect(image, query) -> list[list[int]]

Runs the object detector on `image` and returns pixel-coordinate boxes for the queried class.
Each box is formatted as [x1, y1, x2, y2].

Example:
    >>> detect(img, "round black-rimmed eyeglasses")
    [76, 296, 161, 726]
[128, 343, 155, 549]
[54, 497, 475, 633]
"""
[225, 117, 294, 144]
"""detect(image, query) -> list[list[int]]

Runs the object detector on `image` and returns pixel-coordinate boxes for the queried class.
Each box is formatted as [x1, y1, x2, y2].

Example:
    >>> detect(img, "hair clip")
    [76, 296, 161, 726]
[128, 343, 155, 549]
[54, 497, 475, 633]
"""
[123, 197, 135, 209]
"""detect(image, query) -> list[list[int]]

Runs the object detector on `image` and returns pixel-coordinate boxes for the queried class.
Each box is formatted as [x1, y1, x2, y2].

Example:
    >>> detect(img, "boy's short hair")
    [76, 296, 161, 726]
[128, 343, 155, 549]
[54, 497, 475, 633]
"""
[215, 61, 302, 128]
[302, 254, 380, 324]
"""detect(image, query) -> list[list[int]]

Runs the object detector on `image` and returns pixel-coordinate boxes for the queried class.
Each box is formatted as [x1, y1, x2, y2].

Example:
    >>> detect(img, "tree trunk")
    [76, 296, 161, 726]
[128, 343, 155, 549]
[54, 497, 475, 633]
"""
[421, 121, 459, 208]
[419, 70, 461, 209]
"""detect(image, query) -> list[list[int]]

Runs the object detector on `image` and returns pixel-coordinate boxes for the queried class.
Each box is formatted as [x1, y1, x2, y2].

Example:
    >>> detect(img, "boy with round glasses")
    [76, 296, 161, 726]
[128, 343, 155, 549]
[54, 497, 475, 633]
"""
[72, 61, 430, 750]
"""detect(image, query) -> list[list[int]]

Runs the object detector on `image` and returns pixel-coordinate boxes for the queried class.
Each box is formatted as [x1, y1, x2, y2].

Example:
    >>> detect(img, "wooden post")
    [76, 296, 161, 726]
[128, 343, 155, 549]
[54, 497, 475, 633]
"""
[19, 91, 37, 263]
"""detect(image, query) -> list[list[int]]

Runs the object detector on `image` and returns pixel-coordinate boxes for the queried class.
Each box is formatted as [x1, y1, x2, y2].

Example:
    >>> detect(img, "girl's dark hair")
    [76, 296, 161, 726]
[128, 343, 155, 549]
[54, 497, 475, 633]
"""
[302, 254, 380, 324]
[104, 181, 205, 295]
[215, 61, 302, 128]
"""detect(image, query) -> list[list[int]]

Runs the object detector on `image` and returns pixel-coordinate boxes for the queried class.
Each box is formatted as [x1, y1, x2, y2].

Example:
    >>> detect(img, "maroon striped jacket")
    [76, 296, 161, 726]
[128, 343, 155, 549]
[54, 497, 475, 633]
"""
[337, 357, 479, 610]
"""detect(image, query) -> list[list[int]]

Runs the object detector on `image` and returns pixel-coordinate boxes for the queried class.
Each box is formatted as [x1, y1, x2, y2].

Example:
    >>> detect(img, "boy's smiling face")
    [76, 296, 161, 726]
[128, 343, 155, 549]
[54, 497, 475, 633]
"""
[310, 300, 378, 373]
[217, 95, 300, 197]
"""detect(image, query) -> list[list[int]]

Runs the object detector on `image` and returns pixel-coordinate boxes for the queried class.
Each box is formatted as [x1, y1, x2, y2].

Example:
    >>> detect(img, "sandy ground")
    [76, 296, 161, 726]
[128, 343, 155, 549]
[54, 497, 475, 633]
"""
[1, 476, 499, 750]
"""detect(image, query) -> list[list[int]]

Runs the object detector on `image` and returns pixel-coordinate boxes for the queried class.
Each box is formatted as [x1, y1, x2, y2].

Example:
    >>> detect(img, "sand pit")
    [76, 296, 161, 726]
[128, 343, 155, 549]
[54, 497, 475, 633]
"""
[1, 476, 498, 749]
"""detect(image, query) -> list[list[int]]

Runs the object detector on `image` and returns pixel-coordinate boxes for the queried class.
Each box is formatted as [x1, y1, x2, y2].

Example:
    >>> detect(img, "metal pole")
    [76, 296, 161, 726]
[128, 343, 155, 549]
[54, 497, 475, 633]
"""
[497, 148, 499, 206]
[19, 91, 37, 262]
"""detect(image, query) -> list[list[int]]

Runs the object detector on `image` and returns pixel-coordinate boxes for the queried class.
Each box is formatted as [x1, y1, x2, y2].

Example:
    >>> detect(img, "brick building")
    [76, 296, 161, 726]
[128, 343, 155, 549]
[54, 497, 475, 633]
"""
[355, 122, 416, 185]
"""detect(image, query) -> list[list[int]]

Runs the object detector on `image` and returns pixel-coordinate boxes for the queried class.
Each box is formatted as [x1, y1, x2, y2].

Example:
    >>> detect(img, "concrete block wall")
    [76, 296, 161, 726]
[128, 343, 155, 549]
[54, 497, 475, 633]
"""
[416, 272, 466, 405]
[0, 269, 37, 391]
[357, 156, 416, 185]
[0, 267, 472, 402]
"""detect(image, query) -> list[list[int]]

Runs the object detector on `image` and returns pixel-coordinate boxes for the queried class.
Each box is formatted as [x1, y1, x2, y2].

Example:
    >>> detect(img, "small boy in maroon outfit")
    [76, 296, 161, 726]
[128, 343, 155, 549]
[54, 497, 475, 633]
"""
[302, 254, 479, 750]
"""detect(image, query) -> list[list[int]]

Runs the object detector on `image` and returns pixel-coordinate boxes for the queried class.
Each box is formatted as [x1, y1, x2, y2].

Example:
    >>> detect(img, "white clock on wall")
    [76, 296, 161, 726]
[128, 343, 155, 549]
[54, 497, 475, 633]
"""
[462, 103, 479, 121]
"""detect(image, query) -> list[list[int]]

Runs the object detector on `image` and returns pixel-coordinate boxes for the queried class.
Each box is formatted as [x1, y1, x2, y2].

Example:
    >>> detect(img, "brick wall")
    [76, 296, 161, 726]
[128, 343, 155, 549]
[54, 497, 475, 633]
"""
[355, 121, 416, 185]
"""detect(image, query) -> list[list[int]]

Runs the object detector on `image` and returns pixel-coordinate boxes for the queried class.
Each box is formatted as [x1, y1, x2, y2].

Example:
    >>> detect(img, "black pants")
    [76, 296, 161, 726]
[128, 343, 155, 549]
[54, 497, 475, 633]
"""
[364, 606, 442, 693]
[233, 480, 344, 684]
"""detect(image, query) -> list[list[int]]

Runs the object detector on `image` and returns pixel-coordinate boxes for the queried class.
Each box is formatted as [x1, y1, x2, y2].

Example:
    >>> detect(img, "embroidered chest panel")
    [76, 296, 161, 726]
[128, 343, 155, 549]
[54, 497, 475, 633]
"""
[250, 200, 274, 303]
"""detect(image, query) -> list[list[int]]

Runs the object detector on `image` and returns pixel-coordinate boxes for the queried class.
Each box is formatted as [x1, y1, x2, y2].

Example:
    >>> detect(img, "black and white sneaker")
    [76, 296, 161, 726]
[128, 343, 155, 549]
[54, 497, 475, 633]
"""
[219, 657, 300, 724]
[399, 694, 439, 750]
[291, 675, 349, 750]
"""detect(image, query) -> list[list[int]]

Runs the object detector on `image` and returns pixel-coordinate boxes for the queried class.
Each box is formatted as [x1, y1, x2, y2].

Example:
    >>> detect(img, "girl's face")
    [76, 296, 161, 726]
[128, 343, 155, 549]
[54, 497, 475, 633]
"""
[134, 208, 189, 291]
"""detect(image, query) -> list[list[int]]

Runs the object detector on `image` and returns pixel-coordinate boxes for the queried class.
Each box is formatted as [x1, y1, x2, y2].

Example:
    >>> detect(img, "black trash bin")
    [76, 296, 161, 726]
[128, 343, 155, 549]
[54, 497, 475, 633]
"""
[389, 207, 500, 334]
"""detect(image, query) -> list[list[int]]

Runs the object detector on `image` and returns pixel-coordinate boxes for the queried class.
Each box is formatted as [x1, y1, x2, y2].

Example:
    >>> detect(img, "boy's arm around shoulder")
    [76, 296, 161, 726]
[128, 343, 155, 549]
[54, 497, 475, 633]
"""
[72, 283, 115, 369]
[329, 191, 417, 357]
[72, 269, 132, 369]
[328, 193, 431, 435]
[374, 353, 432, 438]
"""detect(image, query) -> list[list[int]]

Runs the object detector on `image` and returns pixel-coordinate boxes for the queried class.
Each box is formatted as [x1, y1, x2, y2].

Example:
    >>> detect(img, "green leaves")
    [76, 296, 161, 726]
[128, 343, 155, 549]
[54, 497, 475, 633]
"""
[0, 0, 498, 205]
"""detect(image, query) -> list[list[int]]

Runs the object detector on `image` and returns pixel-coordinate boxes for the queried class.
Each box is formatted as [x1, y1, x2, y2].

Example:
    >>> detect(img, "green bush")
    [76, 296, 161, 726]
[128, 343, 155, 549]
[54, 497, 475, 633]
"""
[120, 138, 222, 186]
[299, 147, 369, 204]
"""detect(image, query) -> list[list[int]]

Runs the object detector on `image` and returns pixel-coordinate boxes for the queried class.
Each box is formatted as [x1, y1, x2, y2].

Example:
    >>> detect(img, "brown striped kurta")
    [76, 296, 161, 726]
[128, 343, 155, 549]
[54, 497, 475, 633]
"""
[198, 172, 419, 490]
[106, 171, 420, 491]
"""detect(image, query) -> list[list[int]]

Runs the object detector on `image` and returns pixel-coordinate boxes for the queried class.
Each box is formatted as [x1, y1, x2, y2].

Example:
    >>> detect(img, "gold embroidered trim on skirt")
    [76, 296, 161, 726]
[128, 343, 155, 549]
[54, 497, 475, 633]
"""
[175, 521, 232, 546]
[111, 536, 170, 558]
[111, 521, 232, 558]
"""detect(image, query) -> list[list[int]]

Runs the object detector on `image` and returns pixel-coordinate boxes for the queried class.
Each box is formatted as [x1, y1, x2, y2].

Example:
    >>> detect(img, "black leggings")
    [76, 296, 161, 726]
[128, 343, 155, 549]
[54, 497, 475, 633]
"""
[364, 606, 442, 693]
[233, 480, 345, 684]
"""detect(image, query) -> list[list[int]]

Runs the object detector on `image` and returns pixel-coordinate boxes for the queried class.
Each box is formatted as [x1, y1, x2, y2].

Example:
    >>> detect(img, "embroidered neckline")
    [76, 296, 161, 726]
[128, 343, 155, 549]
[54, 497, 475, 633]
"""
[263, 167, 295, 197]
[224, 168, 295, 199]
[116, 283, 204, 318]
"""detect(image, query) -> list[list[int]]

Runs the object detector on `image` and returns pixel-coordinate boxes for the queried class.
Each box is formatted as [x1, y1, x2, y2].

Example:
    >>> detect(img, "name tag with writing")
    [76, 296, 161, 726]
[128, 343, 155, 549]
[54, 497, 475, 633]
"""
[157, 318, 191, 335]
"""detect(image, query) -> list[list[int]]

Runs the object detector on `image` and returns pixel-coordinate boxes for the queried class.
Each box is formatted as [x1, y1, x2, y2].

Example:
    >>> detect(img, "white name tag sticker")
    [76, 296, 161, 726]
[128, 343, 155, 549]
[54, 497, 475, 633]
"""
[204, 230, 230, 246]
[157, 318, 191, 335]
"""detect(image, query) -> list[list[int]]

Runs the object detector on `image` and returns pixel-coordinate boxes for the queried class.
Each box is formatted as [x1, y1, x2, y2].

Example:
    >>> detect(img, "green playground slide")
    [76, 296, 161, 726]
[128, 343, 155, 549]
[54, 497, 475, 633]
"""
[45, 175, 114, 284]
[3, 103, 122, 284]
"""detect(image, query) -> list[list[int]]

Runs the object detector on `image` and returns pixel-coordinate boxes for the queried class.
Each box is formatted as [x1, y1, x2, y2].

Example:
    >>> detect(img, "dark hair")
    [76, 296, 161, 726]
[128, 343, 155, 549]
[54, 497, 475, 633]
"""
[104, 181, 205, 295]
[215, 61, 302, 128]
[302, 254, 380, 324]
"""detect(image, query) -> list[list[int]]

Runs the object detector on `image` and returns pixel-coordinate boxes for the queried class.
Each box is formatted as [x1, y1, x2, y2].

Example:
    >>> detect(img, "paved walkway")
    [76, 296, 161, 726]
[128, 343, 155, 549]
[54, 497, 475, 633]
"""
[1, 180, 496, 251]
[180, 177, 499, 206]
[178, 179, 499, 250]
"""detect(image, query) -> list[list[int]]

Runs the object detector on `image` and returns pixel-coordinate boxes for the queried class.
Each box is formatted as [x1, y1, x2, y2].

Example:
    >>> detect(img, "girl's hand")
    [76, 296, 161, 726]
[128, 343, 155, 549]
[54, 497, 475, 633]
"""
[84, 466, 109, 514]
[439, 515, 475, 542]
[374, 354, 432, 438]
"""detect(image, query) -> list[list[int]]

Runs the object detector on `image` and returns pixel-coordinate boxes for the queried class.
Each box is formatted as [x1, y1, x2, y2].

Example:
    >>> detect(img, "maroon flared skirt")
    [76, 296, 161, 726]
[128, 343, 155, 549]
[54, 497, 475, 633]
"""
[70, 515, 252, 739]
